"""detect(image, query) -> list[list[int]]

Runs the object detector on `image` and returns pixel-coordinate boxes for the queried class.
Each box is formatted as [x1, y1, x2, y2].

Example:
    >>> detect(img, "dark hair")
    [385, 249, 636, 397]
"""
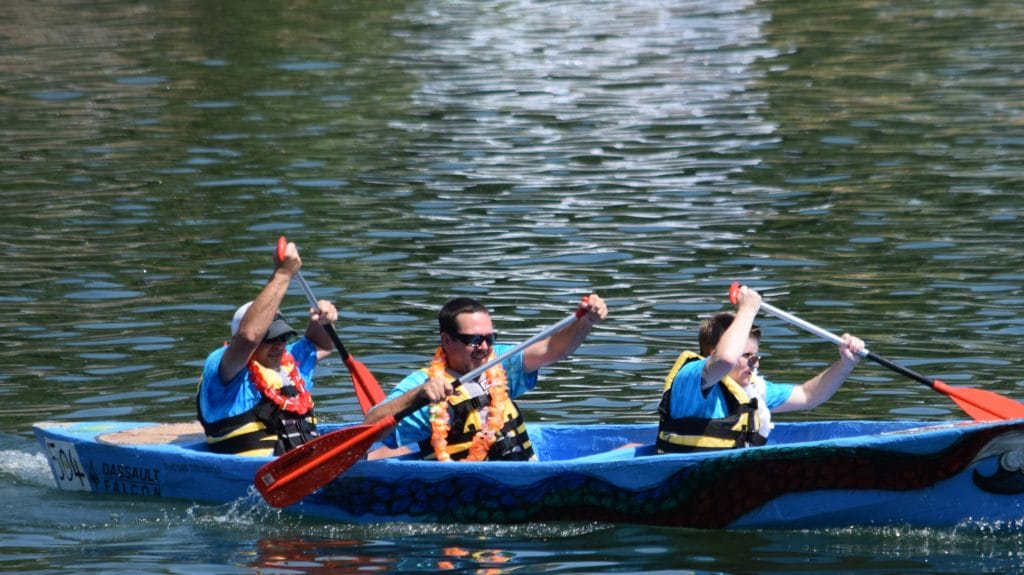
[698, 312, 761, 356]
[438, 297, 489, 334]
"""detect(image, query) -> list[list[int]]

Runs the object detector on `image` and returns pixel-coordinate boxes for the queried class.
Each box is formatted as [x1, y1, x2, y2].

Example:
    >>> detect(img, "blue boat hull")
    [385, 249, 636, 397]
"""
[32, 419, 1024, 529]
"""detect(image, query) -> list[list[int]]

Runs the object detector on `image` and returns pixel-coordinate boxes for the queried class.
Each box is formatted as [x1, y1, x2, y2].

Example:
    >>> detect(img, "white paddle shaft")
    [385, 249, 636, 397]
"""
[458, 310, 581, 384]
[294, 271, 321, 310]
[759, 301, 870, 358]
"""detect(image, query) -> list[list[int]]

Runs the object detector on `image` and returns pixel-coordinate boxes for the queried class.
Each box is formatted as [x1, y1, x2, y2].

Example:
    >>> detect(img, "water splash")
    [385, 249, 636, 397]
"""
[0, 449, 55, 488]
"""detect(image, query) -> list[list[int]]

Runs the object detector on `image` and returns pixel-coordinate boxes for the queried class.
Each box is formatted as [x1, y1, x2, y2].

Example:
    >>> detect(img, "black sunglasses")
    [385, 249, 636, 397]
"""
[448, 332, 496, 348]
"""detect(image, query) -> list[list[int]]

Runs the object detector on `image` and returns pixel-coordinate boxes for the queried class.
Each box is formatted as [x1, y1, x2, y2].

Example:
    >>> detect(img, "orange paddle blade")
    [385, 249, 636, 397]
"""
[932, 380, 1024, 422]
[345, 355, 386, 415]
[255, 416, 396, 508]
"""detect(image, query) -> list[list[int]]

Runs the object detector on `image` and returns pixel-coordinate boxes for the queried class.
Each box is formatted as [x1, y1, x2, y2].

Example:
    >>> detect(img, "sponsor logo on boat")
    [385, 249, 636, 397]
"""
[93, 462, 162, 496]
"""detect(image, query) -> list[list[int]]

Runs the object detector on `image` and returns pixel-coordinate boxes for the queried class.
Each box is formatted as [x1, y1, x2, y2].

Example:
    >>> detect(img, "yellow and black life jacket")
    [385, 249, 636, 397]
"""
[656, 351, 765, 454]
[416, 370, 534, 461]
[196, 366, 319, 457]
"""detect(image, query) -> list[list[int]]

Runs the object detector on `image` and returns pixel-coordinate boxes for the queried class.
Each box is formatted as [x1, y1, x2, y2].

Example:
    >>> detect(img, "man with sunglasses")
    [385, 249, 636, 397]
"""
[656, 285, 865, 453]
[197, 240, 339, 456]
[366, 294, 608, 461]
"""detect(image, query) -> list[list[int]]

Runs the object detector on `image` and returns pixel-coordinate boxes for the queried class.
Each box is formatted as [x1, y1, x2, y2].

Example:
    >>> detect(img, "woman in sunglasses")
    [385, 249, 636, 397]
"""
[366, 294, 607, 461]
[656, 285, 865, 454]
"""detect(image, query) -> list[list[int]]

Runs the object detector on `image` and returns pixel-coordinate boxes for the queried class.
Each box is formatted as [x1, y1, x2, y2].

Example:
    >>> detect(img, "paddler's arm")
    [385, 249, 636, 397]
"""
[775, 333, 864, 412]
[363, 375, 453, 424]
[218, 241, 301, 383]
[521, 293, 608, 373]
[304, 299, 339, 360]
[702, 286, 760, 390]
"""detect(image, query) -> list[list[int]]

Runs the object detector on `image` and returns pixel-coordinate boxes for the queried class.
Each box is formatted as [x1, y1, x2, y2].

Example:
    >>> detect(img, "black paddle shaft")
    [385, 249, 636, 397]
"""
[323, 323, 352, 361]
[866, 351, 936, 389]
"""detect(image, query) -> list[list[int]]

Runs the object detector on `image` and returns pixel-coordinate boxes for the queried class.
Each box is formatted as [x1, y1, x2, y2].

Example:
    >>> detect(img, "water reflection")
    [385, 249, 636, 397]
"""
[245, 523, 1024, 574]
[254, 538, 522, 574]
[254, 537, 396, 574]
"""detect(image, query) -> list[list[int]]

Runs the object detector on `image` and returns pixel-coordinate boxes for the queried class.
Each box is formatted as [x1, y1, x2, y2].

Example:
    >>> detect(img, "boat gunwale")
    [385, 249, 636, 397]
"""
[32, 418, 1010, 468]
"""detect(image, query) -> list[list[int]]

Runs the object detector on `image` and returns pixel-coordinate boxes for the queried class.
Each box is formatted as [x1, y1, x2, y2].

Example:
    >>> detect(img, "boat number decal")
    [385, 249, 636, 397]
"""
[43, 439, 91, 492]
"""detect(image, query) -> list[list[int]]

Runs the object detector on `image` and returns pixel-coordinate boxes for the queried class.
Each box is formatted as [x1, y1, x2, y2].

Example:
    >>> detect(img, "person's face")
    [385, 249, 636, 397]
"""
[253, 334, 289, 368]
[726, 336, 761, 386]
[440, 311, 495, 374]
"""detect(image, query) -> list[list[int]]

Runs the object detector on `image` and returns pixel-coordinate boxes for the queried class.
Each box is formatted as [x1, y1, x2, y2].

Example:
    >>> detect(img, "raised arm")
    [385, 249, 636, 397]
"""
[702, 286, 761, 389]
[218, 242, 301, 382]
[521, 293, 608, 373]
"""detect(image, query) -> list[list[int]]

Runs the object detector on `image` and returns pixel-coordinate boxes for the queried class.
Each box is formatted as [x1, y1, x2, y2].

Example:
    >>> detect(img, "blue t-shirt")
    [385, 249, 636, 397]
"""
[668, 356, 793, 419]
[198, 338, 319, 423]
[382, 343, 539, 448]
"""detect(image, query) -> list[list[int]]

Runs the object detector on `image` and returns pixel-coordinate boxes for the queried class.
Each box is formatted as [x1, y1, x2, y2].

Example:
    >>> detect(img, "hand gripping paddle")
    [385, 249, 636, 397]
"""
[729, 281, 1024, 421]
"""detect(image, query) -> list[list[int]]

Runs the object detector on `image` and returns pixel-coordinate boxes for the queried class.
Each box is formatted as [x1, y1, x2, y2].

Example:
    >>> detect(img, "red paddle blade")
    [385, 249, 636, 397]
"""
[345, 356, 386, 415]
[277, 236, 287, 261]
[729, 281, 741, 304]
[255, 417, 395, 508]
[932, 380, 1024, 421]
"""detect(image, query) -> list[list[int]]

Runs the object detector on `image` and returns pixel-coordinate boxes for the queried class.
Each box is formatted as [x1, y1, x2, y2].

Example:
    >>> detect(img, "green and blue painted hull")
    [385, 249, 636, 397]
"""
[33, 418, 1024, 529]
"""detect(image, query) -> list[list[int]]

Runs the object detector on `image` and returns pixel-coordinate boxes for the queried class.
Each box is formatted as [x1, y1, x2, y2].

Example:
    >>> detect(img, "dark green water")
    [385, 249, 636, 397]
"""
[3, 0, 1024, 572]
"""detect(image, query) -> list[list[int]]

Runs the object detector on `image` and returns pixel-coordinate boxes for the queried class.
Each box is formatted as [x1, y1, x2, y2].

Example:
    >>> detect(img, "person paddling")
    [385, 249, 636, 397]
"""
[656, 285, 865, 453]
[196, 240, 339, 456]
[365, 295, 608, 461]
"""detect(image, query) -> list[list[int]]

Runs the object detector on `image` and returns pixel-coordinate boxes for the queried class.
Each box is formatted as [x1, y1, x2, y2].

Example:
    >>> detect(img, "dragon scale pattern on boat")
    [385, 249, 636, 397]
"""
[317, 423, 1024, 528]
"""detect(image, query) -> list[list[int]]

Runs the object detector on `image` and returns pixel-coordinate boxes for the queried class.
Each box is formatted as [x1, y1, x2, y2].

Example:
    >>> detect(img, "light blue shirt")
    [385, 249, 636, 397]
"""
[668, 356, 793, 419]
[198, 338, 319, 423]
[382, 343, 539, 448]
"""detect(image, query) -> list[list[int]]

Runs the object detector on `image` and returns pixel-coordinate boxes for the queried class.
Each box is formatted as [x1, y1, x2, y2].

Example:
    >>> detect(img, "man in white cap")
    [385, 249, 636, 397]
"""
[197, 240, 339, 456]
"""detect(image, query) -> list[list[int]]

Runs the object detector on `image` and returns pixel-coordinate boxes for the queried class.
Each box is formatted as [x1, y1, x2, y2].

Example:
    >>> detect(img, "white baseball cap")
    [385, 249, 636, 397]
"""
[230, 301, 297, 340]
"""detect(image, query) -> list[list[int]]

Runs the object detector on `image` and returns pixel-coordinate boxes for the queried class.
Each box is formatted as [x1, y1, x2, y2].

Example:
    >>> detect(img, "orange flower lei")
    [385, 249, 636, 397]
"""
[248, 351, 314, 415]
[427, 346, 509, 462]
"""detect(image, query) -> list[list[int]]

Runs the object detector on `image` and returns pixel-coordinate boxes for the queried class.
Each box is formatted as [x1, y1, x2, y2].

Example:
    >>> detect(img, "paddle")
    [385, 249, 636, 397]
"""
[255, 300, 589, 508]
[729, 282, 1024, 421]
[278, 236, 385, 414]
